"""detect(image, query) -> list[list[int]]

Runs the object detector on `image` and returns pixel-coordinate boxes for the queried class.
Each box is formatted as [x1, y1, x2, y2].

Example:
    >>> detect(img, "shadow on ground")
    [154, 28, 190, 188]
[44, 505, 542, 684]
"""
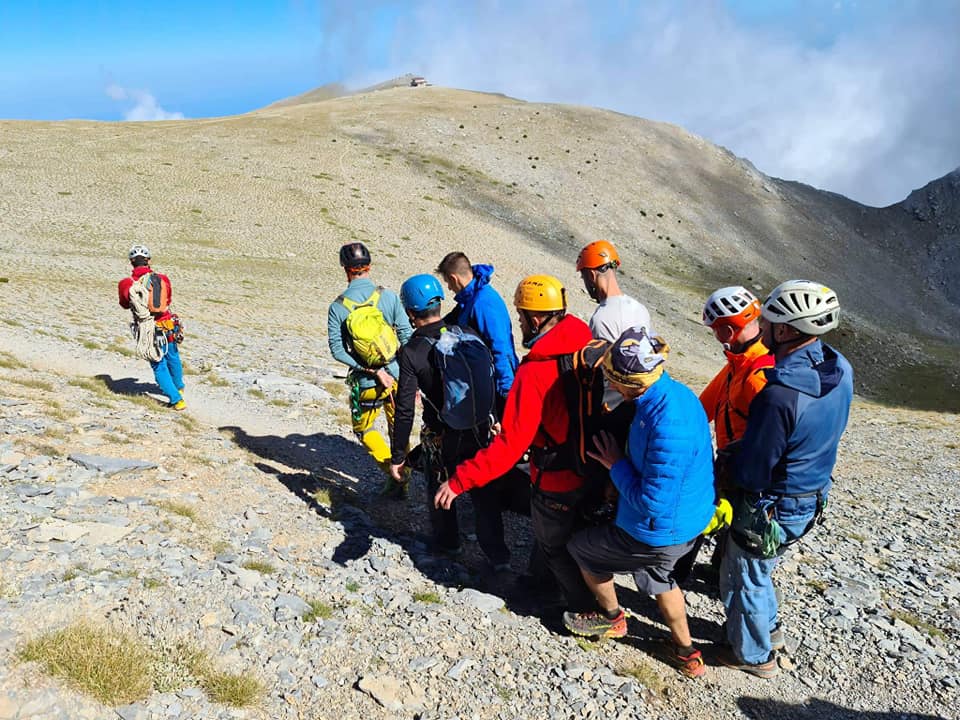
[95, 373, 166, 402]
[218, 425, 726, 654]
[219, 426, 516, 590]
[737, 697, 949, 720]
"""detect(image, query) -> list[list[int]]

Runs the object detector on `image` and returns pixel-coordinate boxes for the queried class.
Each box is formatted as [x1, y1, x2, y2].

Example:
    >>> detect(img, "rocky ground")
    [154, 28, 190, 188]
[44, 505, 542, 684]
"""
[0, 323, 957, 720]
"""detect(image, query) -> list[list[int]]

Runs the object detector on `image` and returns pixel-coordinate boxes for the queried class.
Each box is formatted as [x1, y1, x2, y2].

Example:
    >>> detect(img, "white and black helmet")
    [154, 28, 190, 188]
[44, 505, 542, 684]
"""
[761, 280, 840, 336]
[128, 244, 151, 260]
[702, 286, 761, 328]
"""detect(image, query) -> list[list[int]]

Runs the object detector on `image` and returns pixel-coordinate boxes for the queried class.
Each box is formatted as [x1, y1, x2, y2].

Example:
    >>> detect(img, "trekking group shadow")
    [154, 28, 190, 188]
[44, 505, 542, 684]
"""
[219, 426, 482, 585]
[218, 425, 725, 648]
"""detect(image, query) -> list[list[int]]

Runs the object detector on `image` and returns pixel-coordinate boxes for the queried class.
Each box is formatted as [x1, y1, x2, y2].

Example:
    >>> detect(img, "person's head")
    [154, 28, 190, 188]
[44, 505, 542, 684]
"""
[576, 240, 621, 302]
[400, 273, 444, 326]
[759, 280, 840, 358]
[702, 286, 762, 349]
[602, 326, 670, 400]
[128, 244, 151, 268]
[513, 274, 567, 348]
[339, 242, 371, 279]
[436, 251, 474, 294]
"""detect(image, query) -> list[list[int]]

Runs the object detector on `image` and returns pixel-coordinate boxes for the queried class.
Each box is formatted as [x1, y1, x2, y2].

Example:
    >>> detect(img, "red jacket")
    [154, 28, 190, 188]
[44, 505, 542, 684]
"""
[118, 266, 173, 321]
[448, 314, 593, 495]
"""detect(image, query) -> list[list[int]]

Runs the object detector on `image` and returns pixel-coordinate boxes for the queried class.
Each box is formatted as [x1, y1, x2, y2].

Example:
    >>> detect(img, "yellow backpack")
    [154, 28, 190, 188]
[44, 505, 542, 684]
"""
[340, 288, 399, 368]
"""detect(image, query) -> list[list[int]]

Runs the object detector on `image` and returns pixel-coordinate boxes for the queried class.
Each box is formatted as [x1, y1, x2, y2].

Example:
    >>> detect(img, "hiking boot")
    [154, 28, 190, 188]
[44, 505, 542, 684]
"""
[562, 610, 627, 639]
[717, 647, 779, 679]
[770, 625, 786, 653]
[172, 400, 186, 411]
[662, 641, 707, 679]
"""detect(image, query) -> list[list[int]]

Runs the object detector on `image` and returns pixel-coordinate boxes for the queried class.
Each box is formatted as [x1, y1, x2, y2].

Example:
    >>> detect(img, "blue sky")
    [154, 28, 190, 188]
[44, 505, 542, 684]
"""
[1, 1, 958, 206]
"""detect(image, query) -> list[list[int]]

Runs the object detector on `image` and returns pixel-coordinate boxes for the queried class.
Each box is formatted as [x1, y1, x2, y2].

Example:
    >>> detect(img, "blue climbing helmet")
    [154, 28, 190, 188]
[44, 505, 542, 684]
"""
[400, 274, 444, 312]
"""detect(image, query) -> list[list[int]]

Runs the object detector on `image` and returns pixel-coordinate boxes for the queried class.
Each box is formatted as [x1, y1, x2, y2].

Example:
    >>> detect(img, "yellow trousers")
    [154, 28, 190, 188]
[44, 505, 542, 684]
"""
[350, 382, 396, 474]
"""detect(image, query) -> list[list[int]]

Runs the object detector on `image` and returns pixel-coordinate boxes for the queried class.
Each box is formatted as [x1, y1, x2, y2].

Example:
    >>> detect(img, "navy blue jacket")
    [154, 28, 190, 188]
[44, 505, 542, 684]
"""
[451, 264, 518, 397]
[735, 340, 853, 497]
[610, 372, 716, 547]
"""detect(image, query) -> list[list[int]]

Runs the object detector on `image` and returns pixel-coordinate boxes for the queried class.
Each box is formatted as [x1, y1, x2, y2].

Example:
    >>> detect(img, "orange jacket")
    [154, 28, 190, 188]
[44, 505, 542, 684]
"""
[700, 337, 773, 450]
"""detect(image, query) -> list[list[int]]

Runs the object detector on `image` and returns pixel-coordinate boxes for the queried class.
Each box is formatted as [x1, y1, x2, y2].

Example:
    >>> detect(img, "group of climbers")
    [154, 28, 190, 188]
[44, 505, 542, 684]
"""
[322, 237, 853, 680]
[118, 237, 853, 682]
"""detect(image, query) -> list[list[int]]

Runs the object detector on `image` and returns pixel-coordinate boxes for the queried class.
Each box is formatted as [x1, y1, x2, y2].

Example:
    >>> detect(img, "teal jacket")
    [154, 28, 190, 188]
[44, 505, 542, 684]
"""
[327, 278, 413, 390]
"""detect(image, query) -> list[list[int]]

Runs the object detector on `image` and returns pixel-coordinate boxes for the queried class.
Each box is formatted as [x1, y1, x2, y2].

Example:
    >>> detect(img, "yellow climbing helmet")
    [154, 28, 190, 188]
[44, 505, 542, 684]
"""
[514, 275, 567, 312]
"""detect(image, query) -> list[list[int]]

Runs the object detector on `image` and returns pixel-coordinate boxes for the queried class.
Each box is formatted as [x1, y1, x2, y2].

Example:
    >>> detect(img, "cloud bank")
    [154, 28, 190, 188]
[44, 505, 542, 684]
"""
[315, 1, 960, 207]
[105, 84, 184, 122]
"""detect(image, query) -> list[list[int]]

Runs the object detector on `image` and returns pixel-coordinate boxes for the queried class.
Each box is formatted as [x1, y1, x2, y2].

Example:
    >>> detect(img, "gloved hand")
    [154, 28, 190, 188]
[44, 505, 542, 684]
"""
[702, 497, 733, 536]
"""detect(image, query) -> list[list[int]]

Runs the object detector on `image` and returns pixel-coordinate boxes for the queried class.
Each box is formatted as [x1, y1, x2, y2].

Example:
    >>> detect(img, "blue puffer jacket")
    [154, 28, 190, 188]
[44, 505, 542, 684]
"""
[453, 264, 519, 397]
[735, 340, 853, 497]
[609, 372, 716, 547]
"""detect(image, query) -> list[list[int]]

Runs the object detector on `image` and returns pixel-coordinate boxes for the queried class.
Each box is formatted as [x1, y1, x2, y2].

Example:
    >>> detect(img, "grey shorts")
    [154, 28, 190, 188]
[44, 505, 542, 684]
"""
[567, 523, 700, 596]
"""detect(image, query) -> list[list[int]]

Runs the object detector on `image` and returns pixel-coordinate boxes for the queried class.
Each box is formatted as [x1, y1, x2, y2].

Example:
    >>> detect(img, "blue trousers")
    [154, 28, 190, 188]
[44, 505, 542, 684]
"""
[150, 341, 184, 404]
[720, 495, 819, 664]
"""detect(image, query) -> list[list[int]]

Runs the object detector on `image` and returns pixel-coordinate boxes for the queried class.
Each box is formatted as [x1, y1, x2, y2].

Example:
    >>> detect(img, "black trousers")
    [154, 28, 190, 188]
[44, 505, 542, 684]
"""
[530, 487, 595, 612]
[424, 426, 521, 564]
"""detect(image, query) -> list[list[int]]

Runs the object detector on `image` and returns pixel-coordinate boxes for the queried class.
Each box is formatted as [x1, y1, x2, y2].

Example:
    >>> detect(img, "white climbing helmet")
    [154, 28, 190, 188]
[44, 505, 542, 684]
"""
[128, 244, 151, 260]
[702, 286, 761, 329]
[761, 280, 840, 336]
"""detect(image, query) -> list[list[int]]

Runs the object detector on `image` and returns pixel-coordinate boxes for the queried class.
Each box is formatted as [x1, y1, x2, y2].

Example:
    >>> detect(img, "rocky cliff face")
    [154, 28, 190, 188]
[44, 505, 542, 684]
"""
[897, 168, 960, 305]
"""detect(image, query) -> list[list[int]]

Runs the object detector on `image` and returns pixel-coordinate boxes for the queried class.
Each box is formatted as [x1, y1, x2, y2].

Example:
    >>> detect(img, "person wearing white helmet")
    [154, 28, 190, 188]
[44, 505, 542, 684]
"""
[117, 245, 186, 410]
[718, 280, 853, 678]
[697, 286, 774, 576]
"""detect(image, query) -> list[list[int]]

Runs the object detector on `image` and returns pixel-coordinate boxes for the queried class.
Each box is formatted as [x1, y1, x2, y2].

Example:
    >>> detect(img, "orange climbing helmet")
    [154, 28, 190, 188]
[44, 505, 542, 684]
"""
[576, 240, 621, 272]
[514, 275, 567, 312]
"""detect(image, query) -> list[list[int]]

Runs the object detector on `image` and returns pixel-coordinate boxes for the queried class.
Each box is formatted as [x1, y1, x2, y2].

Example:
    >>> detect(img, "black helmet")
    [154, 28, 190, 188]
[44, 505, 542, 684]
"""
[339, 242, 371, 269]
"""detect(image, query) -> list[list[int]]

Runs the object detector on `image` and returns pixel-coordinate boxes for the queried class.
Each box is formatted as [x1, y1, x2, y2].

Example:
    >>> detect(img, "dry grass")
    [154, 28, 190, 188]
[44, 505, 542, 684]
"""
[45, 401, 74, 421]
[154, 638, 263, 707]
[310, 487, 332, 506]
[204, 372, 231, 387]
[8, 376, 54, 392]
[892, 610, 946, 639]
[104, 341, 137, 358]
[63, 564, 89, 581]
[0, 351, 26, 369]
[241, 560, 276, 575]
[201, 670, 263, 708]
[18, 622, 154, 705]
[155, 500, 200, 523]
[412, 591, 442, 604]
[616, 659, 668, 696]
[302, 599, 334, 622]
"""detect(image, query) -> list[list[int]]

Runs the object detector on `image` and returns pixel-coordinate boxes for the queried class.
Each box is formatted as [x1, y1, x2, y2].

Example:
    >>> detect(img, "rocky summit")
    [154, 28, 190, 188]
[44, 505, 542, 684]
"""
[0, 83, 958, 719]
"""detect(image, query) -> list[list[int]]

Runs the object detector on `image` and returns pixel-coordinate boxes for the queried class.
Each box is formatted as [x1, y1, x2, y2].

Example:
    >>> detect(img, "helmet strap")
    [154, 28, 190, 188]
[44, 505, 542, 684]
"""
[521, 310, 562, 349]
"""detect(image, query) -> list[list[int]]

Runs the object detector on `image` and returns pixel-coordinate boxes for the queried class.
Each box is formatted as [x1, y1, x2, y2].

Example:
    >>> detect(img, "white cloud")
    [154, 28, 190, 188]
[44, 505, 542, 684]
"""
[317, 1, 960, 206]
[105, 84, 184, 122]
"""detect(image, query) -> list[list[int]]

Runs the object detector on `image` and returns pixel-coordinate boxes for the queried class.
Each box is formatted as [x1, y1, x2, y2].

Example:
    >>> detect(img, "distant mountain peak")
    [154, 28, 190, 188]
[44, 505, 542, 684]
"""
[899, 167, 960, 228]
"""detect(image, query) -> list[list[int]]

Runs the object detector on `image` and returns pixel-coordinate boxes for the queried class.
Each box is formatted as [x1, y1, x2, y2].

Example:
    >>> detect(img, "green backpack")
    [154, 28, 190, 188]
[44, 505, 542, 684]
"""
[339, 288, 400, 368]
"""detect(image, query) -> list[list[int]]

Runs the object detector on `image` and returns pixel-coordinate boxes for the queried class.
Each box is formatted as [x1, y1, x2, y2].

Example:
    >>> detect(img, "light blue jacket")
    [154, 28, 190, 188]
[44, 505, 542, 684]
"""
[610, 372, 716, 547]
[327, 278, 413, 390]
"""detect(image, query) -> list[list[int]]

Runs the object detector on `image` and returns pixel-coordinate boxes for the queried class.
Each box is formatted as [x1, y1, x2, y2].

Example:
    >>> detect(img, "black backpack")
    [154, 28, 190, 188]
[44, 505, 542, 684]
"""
[532, 339, 625, 479]
[426, 326, 496, 431]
